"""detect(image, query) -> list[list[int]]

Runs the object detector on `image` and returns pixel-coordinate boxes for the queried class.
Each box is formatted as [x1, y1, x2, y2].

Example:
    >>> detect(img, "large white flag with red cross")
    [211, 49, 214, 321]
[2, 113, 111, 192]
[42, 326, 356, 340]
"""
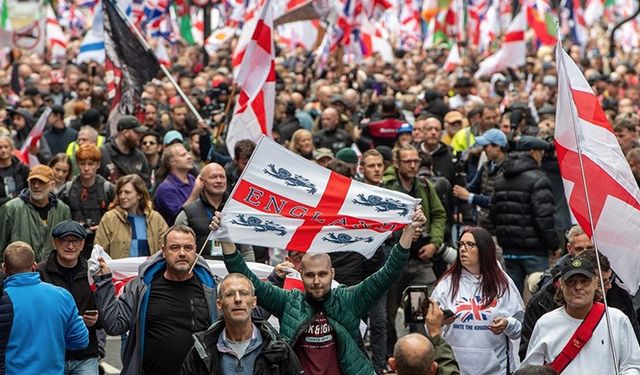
[474, 10, 526, 79]
[555, 42, 640, 294]
[226, 0, 275, 156]
[212, 137, 420, 258]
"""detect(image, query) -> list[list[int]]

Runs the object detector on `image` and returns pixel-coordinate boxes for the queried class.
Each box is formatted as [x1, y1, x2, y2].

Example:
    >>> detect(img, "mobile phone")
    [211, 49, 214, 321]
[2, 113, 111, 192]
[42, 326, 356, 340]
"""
[403, 286, 430, 325]
[442, 309, 456, 319]
[84, 310, 98, 316]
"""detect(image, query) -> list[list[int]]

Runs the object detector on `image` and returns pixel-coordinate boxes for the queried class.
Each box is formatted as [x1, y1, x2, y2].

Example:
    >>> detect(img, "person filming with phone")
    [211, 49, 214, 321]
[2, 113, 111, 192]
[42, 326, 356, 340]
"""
[431, 227, 524, 375]
[37, 220, 101, 374]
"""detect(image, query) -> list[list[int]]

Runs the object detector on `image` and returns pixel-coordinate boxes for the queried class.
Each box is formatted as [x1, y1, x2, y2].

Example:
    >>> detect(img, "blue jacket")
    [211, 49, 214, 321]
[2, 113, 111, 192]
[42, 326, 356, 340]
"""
[4, 272, 88, 375]
[94, 252, 219, 375]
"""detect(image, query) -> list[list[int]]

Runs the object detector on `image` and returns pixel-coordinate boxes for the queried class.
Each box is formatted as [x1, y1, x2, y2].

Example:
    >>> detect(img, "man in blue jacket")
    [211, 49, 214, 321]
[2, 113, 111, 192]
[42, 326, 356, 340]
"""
[2, 241, 88, 375]
[94, 225, 219, 375]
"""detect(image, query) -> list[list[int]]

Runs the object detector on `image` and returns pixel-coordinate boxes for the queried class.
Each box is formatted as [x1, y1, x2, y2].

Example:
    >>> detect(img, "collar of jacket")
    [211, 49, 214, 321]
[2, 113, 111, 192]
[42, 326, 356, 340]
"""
[5, 272, 40, 287]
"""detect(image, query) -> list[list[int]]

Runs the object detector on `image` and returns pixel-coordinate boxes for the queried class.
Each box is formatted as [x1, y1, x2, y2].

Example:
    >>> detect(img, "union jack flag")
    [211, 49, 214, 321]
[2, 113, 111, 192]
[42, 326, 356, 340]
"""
[455, 296, 497, 322]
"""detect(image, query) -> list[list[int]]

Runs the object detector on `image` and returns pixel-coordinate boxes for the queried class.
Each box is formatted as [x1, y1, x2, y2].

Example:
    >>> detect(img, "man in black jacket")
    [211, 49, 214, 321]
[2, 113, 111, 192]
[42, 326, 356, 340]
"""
[491, 136, 560, 294]
[38, 220, 100, 373]
[0, 135, 29, 207]
[181, 273, 303, 375]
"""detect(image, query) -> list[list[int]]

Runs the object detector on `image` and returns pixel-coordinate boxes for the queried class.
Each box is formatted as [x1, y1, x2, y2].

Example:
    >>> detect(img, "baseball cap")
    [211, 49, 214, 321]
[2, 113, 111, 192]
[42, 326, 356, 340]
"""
[27, 165, 55, 183]
[516, 136, 550, 151]
[313, 148, 334, 161]
[444, 111, 464, 124]
[375, 145, 392, 162]
[117, 115, 149, 133]
[475, 129, 507, 147]
[397, 123, 413, 135]
[454, 76, 474, 88]
[330, 95, 346, 105]
[335, 148, 358, 164]
[561, 256, 595, 281]
[81, 108, 102, 127]
[52, 220, 87, 240]
[542, 75, 557, 87]
[163, 130, 184, 146]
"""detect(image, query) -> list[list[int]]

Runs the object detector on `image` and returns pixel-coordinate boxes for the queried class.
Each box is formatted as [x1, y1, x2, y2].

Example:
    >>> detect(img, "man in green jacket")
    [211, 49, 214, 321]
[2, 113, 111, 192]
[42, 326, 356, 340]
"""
[382, 144, 447, 354]
[0, 165, 71, 261]
[213, 208, 426, 375]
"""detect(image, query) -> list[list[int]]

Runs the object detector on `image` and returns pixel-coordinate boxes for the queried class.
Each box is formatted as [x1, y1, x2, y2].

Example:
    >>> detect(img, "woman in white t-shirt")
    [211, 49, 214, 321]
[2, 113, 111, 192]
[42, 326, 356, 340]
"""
[432, 227, 524, 375]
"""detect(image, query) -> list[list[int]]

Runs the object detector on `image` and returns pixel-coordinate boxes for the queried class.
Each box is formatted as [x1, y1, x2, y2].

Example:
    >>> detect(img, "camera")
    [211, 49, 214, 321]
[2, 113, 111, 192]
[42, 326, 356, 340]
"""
[435, 244, 458, 264]
[403, 286, 430, 324]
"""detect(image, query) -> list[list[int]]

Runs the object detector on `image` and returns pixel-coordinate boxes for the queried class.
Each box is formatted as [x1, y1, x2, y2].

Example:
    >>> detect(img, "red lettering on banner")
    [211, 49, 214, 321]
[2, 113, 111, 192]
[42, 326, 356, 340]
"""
[232, 176, 405, 251]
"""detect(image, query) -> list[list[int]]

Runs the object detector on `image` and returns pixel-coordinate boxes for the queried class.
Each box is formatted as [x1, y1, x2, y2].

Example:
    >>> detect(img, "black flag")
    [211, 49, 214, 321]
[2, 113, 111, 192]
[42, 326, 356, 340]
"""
[103, 0, 160, 136]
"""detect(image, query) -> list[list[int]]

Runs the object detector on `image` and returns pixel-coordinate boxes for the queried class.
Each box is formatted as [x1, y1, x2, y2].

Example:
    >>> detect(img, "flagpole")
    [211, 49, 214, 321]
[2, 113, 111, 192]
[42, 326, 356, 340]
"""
[107, 0, 205, 124]
[557, 40, 619, 375]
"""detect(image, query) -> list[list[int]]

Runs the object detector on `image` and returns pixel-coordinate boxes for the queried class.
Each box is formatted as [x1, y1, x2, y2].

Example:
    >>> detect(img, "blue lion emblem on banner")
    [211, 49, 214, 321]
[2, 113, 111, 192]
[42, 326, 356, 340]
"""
[352, 194, 409, 217]
[263, 164, 317, 195]
[322, 233, 374, 244]
[231, 214, 287, 236]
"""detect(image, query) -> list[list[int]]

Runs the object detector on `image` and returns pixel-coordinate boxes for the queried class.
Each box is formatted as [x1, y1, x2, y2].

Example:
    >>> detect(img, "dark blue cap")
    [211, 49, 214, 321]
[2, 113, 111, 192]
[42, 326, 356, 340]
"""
[516, 136, 550, 151]
[52, 220, 87, 239]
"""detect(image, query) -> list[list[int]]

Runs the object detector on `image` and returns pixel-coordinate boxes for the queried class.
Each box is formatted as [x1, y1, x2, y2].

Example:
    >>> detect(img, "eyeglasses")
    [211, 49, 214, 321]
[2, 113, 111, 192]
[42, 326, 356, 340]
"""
[456, 240, 477, 250]
[572, 246, 594, 252]
[61, 237, 83, 246]
[141, 141, 157, 146]
[166, 244, 195, 253]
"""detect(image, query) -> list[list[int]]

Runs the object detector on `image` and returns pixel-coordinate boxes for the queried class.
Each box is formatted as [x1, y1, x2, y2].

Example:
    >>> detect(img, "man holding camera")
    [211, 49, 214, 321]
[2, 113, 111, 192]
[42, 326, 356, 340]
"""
[382, 144, 447, 356]
[38, 220, 101, 374]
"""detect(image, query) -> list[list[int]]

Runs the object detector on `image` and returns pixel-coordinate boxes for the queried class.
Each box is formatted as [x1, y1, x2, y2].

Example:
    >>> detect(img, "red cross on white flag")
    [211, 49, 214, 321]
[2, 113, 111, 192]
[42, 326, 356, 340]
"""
[555, 42, 640, 294]
[226, 0, 275, 155]
[474, 10, 526, 78]
[212, 137, 420, 258]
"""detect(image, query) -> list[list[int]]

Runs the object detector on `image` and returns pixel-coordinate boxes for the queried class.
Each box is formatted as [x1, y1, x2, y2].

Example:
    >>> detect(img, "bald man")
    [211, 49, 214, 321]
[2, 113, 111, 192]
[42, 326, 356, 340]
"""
[390, 334, 437, 375]
[215, 209, 427, 375]
[313, 107, 353, 154]
[175, 164, 254, 261]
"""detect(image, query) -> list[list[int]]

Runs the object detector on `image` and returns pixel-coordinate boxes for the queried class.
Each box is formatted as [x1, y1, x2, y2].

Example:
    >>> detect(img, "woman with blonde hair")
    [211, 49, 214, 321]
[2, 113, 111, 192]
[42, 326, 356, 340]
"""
[288, 128, 314, 159]
[95, 174, 168, 258]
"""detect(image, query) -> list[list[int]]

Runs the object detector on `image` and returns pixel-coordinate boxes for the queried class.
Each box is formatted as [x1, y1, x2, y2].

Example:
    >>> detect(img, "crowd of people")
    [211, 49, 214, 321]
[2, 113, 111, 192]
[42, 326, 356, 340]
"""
[2, 14, 640, 375]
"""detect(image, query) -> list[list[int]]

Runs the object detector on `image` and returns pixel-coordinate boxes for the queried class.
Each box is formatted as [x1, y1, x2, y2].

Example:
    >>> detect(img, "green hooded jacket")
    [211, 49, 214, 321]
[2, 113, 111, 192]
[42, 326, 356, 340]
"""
[224, 243, 411, 375]
[0, 190, 71, 262]
[382, 166, 446, 247]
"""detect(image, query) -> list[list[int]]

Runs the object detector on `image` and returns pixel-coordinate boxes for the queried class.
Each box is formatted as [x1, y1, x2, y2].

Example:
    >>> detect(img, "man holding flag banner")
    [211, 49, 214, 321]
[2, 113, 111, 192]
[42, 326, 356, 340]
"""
[207, 135, 424, 374]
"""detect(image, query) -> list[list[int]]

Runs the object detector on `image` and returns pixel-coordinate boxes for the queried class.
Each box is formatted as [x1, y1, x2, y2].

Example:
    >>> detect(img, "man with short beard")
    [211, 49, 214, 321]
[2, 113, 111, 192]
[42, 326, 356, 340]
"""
[175, 163, 254, 261]
[0, 165, 71, 261]
[94, 225, 219, 375]
[99, 116, 151, 185]
[0, 135, 29, 207]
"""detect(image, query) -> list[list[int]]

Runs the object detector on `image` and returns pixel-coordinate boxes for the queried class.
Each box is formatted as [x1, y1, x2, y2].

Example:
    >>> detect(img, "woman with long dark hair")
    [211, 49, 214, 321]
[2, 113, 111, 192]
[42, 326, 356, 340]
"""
[431, 227, 524, 375]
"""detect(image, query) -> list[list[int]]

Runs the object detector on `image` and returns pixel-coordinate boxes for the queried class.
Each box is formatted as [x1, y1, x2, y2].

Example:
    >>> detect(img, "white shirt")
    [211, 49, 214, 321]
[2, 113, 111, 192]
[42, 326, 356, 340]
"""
[523, 306, 640, 374]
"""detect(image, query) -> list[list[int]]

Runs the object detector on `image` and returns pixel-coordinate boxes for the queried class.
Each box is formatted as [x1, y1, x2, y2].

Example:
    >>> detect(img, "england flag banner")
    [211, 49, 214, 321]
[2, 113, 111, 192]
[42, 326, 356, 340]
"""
[211, 137, 420, 258]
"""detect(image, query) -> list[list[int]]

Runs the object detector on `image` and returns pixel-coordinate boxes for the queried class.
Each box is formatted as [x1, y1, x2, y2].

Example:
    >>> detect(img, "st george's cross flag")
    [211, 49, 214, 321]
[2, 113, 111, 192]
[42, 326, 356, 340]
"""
[226, 0, 275, 156]
[555, 42, 640, 294]
[210, 137, 420, 258]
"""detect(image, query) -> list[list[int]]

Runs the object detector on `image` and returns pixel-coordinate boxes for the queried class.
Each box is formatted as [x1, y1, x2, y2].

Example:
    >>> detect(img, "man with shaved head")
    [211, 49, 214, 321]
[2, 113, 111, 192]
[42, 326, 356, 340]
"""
[313, 107, 353, 154]
[214, 208, 427, 375]
[175, 163, 254, 261]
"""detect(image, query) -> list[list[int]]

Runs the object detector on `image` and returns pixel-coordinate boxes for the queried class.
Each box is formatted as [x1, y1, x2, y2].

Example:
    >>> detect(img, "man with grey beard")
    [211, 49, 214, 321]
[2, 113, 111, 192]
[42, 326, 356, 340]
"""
[0, 165, 70, 261]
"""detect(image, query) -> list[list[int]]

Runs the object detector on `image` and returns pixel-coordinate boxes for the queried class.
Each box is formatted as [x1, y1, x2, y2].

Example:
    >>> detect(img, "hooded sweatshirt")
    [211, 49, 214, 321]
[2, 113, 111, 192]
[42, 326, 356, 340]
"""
[432, 268, 524, 375]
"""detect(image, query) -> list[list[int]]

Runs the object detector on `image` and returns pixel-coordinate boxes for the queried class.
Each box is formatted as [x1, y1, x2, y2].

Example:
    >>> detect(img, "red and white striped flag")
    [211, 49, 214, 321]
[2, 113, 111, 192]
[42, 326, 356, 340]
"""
[18, 107, 51, 167]
[225, 0, 275, 155]
[474, 10, 526, 78]
[555, 42, 640, 294]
